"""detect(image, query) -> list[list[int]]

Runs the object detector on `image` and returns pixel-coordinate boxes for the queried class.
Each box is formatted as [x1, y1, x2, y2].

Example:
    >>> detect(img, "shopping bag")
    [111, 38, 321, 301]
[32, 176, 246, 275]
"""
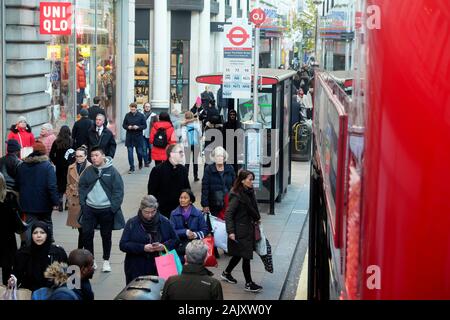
[203, 236, 218, 267]
[258, 239, 274, 273]
[155, 245, 181, 280]
[217, 193, 229, 221]
[207, 214, 227, 252]
[255, 224, 267, 256]
[0, 275, 31, 300]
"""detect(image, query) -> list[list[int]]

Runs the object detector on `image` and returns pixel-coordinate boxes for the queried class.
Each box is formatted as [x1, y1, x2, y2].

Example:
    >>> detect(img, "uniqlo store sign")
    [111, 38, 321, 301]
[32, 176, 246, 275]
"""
[40, 2, 73, 35]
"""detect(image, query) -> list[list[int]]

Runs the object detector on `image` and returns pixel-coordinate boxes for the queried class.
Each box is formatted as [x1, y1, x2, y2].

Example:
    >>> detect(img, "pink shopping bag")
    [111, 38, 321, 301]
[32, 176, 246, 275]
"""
[155, 246, 179, 280]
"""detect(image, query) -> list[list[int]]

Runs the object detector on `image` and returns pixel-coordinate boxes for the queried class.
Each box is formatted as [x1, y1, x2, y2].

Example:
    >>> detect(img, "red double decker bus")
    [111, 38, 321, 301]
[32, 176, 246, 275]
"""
[308, 0, 450, 300]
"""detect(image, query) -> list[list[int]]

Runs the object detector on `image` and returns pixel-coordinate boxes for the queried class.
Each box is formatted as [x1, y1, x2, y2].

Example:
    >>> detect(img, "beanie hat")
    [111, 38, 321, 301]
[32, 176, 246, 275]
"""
[16, 116, 27, 124]
[32, 141, 47, 155]
[80, 109, 89, 117]
[7, 139, 21, 153]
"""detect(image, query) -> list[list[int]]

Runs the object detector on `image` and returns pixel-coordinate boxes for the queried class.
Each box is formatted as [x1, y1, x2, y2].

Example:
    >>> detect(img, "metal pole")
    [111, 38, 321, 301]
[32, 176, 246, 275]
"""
[253, 0, 260, 122]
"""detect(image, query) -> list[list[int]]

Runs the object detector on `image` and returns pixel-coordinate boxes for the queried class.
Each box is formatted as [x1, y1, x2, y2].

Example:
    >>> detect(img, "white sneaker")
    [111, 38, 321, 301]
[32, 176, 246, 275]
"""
[93, 260, 98, 270]
[102, 260, 111, 273]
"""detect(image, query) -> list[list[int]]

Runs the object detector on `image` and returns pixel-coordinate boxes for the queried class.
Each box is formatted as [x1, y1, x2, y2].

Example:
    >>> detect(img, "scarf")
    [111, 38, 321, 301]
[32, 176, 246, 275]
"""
[138, 210, 161, 243]
[181, 205, 193, 221]
[76, 161, 87, 176]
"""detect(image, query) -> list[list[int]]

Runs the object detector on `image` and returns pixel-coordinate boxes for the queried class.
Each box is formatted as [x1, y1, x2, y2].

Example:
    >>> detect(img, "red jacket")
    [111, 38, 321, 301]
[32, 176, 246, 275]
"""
[76, 64, 86, 89]
[7, 124, 35, 148]
[149, 121, 176, 161]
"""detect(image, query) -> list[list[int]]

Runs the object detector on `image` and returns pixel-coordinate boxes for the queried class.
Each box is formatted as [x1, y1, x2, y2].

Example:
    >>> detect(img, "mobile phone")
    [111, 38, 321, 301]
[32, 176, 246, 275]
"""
[152, 242, 161, 247]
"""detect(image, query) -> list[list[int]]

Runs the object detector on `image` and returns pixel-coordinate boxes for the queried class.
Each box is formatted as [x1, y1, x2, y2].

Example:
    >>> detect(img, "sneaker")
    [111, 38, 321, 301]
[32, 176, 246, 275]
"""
[102, 260, 111, 272]
[221, 271, 237, 284]
[128, 168, 135, 174]
[138, 163, 143, 170]
[144, 162, 150, 168]
[93, 260, 98, 270]
[244, 282, 263, 293]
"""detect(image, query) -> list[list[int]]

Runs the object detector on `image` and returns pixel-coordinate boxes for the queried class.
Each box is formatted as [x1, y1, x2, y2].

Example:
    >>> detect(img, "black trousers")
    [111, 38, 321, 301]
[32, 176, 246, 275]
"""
[185, 145, 199, 178]
[82, 206, 114, 260]
[225, 256, 252, 284]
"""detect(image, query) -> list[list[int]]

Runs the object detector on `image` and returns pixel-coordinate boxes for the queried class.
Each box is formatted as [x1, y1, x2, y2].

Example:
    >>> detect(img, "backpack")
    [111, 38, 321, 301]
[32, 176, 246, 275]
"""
[187, 126, 197, 146]
[31, 286, 80, 300]
[153, 127, 168, 148]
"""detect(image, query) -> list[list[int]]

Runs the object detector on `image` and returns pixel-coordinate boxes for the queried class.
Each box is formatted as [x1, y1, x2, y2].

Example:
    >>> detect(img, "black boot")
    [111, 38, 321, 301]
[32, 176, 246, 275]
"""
[64, 199, 69, 210]
[58, 200, 63, 212]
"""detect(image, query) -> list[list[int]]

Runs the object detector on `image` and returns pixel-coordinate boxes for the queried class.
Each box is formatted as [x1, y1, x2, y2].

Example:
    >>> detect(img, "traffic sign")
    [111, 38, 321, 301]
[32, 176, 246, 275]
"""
[250, 8, 266, 26]
[226, 26, 250, 47]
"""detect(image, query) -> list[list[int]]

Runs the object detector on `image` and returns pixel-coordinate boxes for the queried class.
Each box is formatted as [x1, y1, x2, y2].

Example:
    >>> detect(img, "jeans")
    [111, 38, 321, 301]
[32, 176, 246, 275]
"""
[82, 206, 115, 260]
[127, 145, 143, 169]
[142, 136, 152, 164]
[77, 88, 85, 106]
[184, 145, 199, 178]
[225, 256, 252, 284]
[24, 212, 54, 245]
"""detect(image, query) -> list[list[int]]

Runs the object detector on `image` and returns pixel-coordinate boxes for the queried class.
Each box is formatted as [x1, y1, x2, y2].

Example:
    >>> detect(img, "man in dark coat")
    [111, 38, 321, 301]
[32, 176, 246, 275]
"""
[222, 109, 243, 175]
[122, 102, 147, 173]
[72, 109, 93, 149]
[79, 146, 125, 273]
[88, 96, 108, 126]
[0, 139, 23, 191]
[87, 113, 116, 159]
[147, 144, 191, 218]
[16, 141, 59, 244]
[161, 240, 223, 300]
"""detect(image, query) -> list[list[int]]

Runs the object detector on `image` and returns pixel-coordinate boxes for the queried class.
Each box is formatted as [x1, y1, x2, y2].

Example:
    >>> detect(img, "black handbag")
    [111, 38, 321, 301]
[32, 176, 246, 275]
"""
[210, 190, 225, 208]
[5, 191, 29, 234]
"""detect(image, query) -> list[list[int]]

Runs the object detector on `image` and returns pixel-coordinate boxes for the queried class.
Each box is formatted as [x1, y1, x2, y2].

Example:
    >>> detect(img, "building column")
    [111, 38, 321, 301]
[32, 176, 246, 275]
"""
[198, 0, 211, 82]
[190, 12, 200, 106]
[214, 0, 226, 73]
[231, 0, 238, 22]
[152, 0, 170, 112]
[242, 0, 248, 21]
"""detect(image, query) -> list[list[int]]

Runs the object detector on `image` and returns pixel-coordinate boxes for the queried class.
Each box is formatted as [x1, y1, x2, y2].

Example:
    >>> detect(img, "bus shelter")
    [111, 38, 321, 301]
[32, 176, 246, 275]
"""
[196, 68, 297, 214]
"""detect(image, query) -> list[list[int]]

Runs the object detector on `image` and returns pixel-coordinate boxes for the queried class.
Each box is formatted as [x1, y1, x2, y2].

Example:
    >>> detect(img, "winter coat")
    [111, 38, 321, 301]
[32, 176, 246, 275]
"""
[161, 264, 223, 300]
[142, 112, 157, 138]
[149, 121, 176, 161]
[66, 161, 91, 228]
[13, 244, 67, 291]
[49, 142, 75, 194]
[0, 154, 22, 191]
[87, 125, 116, 158]
[0, 192, 20, 270]
[78, 157, 125, 230]
[16, 153, 59, 214]
[170, 205, 209, 246]
[225, 190, 261, 260]
[181, 121, 201, 147]
[223, 116, 243, 172]
[119, 214, 179, 284]
[201, 164, 235, 215]
[72, 117, 93, 149]
[87, 105, 108, 126]
[76, 64, 86, 89]
[147, 160, 191, 218]
[38, 133, 56, 156]
[122, 111, 147, 148]
[7, 124, 35, 149]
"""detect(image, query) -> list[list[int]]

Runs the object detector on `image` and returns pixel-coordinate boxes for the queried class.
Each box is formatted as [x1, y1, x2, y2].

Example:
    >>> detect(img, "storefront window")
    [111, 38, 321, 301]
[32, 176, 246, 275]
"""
[134, 40, 150, 106]
[170, 40, 190, 112]
[45, 0, 116, 133]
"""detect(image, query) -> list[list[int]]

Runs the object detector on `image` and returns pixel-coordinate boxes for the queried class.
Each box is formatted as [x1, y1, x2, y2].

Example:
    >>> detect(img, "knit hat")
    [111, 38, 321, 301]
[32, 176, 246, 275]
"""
[80, 109, 89, 117]
[32, 141, 47, 155]
[16, 116, 27, 124]
[7, 139, 21, 153]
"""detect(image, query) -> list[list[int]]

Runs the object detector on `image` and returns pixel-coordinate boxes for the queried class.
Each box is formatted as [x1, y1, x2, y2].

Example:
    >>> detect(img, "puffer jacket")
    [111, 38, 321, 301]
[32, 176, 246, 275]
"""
[149, 121, 176, 161]
[7, 124, 35, 149]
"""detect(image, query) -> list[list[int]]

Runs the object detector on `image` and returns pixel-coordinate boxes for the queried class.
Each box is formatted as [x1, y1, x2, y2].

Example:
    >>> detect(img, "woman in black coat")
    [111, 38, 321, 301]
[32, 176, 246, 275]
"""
[11, 221, 68, 291]
[201, 146, 235, 218]
[0, 173, 20, 285]
[221, 170, 262, 293]
[119, 195, 179, 285]
[49, 125, 74, 211]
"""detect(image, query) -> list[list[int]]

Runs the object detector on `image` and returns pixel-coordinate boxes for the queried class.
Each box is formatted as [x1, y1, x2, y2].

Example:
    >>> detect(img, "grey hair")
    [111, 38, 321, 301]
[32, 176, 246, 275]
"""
[210, 146, 229, 163]
[42, 123, 53, 131]
[140, 195, 159, 210]
[185, 240, 208, 265]
[0, 173, 7, 203]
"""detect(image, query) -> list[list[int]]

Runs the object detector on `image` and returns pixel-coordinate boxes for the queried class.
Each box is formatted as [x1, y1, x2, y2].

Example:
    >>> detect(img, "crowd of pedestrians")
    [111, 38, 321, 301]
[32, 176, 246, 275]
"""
[0, 88, 267, 300]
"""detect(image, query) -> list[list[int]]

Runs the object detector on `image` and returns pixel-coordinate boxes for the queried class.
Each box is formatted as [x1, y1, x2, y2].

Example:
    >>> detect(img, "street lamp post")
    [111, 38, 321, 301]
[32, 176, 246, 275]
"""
[313, 1, 323, 63]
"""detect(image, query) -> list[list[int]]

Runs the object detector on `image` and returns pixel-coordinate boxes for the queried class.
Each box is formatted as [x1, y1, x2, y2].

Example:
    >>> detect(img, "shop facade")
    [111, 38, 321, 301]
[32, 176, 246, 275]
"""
[1, 0, 135, 153]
